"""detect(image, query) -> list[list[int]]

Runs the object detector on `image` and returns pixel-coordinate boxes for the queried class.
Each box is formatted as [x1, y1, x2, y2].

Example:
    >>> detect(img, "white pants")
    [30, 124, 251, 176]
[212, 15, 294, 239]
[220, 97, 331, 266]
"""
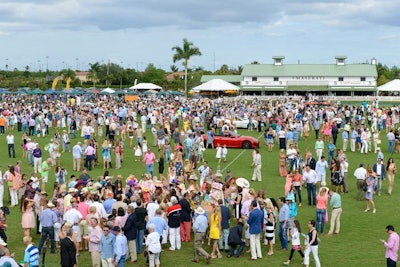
[149, 252, 160, 267]
[10, 189, 18, 206]
[101, 258, 114, 267]
[251, 165, 262, 181]
[350, 139, 356, 152]
[0, 184, 3, 208]
[249, 233, 262, 259]
[54, 222, 61, 241]
[361, 140, 368, 153]
[342, 138, 348, 151]
[304, 245, 321, 267]
[34, 157, 42, 173]
[316, 149, 323, 160]
[168, 227, 181, 250]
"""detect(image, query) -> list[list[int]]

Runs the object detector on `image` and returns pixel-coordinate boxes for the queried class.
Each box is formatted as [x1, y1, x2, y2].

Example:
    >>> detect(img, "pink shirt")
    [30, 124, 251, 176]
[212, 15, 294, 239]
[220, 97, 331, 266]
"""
[316, 195, 328, 209]
[89, 225, 102, 252]
[143, 152, 156, 165]
[78, 201, 90, 219]
[385, 232, 399, 262]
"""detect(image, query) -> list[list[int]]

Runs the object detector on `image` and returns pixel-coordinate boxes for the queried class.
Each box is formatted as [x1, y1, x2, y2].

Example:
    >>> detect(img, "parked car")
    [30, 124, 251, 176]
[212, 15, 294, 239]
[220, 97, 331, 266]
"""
[215, 117, 258, 129]
[202, 131, 259, 149]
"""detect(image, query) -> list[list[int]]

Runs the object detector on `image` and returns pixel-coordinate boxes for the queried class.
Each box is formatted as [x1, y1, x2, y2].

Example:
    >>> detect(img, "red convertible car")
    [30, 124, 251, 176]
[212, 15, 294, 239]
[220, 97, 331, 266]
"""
[203, 131, 259, 149]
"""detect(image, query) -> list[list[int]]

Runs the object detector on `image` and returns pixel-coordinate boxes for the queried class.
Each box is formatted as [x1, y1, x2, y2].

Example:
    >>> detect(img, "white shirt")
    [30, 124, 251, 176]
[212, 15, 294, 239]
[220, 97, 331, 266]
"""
[146, 202, 160, 218]
[6, 134, 14, 144]
[302, 169, 318, 184]
[354, 167, 367, 180]
[63, 208, 83, 225]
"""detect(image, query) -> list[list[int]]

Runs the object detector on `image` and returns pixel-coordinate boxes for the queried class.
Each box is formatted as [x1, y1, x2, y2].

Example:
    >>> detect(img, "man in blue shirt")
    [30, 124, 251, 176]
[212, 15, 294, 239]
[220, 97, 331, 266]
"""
[112, 226, 127, 267]
[38, 202, 58, 254]
[100, 225, 115, 266]
[192, 207, 211, 264]
[278, 197, 290, 250]
[247, 200, 263, 260]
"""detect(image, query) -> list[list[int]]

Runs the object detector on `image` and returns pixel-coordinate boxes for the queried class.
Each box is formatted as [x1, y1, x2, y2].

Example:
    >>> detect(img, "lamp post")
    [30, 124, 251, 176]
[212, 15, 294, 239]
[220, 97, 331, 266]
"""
[46, 56, 49, 72]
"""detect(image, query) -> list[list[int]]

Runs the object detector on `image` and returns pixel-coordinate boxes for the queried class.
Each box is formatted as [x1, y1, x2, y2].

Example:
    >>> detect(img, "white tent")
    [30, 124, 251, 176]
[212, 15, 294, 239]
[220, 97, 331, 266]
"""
[378, 79, 400, 92]
[192, 79, 239, 91]
[129, 83, 162, 90]
[101, 88, 115, 94]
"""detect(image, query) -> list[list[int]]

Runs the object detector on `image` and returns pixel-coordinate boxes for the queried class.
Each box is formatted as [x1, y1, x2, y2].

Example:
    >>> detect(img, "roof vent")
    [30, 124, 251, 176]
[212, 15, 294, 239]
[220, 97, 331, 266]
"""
[272, 56, 285, 66]
[335, 56, 347, 66]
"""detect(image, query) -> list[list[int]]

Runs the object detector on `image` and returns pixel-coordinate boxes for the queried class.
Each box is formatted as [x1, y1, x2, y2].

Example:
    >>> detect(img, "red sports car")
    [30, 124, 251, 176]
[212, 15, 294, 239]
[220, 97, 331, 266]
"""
[203, 131, 259, 149]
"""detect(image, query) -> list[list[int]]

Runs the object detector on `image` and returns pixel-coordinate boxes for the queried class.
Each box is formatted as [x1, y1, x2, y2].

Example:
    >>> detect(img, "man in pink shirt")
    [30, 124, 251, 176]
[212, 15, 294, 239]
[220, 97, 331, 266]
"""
[143, 149, 156, 176]
[381, 225, 399, 267]
[83, 217, 103, 267]
[78, 194, 90, 250]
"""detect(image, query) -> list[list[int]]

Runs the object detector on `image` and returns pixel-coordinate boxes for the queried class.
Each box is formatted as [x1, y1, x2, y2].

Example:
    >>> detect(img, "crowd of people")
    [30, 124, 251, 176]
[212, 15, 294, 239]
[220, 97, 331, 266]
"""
[0, 93, 398, 266]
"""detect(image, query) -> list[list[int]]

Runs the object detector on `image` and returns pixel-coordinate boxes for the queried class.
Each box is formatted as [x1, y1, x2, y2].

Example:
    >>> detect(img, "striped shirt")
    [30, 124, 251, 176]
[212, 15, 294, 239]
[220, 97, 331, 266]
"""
[24, 244, 39, 267]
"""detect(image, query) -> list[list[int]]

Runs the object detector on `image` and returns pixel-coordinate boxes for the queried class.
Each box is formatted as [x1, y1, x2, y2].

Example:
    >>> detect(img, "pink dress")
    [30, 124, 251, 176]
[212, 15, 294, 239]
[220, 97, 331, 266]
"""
[22, 206, 35, 228]
[285, 175, 292, 196]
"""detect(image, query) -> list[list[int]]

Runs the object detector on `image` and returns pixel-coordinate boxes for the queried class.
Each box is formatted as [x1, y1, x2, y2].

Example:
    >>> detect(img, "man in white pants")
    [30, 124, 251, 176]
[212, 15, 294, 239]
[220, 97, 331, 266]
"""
[251, 148, 262, 182]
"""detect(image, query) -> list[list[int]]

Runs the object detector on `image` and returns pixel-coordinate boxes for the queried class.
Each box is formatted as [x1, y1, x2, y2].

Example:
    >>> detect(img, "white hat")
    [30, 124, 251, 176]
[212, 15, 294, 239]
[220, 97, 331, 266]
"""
[194, 206, 205, 215]
[68, 187, 77, 193]
[236, 177, 250, 188]
[47, 202, 55, 208]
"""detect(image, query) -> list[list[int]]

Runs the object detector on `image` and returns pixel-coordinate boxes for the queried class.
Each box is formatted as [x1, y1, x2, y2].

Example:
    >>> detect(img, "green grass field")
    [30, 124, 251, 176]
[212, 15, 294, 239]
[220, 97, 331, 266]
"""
[1, 124, 397, 267]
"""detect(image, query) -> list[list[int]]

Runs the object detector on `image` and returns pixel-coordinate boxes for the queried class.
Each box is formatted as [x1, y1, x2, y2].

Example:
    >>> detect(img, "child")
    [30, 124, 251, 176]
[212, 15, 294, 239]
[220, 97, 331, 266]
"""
[215, 143, 222, 164]
[134, 145, 142, 161]
[142, 136, 148, 154]
[222, 144, 228, 163]
[283, 220, 304, 266]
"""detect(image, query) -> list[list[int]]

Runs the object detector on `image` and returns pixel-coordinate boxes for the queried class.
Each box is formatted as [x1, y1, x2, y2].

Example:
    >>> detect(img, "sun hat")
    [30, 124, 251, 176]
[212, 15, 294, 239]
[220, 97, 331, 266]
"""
[47, 202, 55, 208]
[194, 206, 205, 215]
[236, 177, 250, 188]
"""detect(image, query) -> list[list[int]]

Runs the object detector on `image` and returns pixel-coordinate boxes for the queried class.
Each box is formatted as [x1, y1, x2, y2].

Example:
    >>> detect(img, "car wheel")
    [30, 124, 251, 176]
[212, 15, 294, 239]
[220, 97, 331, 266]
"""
[242, 141, 251, 149]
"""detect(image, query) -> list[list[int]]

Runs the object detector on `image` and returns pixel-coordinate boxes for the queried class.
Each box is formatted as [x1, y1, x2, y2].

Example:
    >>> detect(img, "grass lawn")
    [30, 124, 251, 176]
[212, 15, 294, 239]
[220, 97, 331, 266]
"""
[1, 123, 397, 267]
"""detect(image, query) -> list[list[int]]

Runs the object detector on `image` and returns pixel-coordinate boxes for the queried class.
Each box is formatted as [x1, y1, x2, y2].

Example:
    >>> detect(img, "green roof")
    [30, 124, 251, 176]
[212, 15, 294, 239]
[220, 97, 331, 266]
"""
[200, 75, 242, 83]
[242, 64, 378, 77]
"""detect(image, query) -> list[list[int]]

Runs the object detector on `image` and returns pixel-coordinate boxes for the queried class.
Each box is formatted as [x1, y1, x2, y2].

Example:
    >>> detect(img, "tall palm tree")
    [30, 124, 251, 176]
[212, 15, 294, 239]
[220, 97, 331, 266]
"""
[172, 38, 202, 96]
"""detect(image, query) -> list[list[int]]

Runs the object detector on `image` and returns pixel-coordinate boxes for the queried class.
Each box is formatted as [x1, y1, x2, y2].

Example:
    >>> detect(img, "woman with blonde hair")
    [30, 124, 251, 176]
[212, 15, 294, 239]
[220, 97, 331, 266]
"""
[264, 198, 275, 256]
[21, 196, 36, 237]
[386, 158, 397, 195]
[209, 204, 222, 258]
[101, 139, 111, 169]
[365, 170, 377, 213]
[279, 149, 288, 177]
[315, 187, 328, 233]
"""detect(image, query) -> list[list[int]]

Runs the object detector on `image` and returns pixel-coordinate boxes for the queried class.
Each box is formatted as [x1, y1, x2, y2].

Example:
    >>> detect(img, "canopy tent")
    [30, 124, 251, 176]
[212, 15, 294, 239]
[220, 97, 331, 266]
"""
[29, 88, 44, 95]
[100, 88, 115, 94]
[129, 83, 162, 90]
[378, 79, 400, 92]
[192, 79, 239, 92]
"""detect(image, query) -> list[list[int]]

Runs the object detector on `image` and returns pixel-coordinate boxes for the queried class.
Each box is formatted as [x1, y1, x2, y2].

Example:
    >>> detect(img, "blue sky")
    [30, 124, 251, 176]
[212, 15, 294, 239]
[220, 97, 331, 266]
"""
[1, 0, 399, 72]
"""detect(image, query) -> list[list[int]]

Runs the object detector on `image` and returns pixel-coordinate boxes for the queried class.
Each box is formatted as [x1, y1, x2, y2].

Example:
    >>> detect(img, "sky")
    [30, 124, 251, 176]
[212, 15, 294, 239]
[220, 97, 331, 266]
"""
[1, 0, 400, 73]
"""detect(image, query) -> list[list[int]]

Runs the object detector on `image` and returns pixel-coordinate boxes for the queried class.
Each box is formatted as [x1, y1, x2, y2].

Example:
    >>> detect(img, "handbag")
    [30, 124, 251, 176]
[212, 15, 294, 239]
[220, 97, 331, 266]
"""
[362, 180, 368, 192]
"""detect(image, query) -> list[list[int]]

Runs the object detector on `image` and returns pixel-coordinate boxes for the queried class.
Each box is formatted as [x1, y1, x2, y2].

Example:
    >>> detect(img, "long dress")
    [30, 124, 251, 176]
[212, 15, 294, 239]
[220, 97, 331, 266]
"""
[209, 213, 221, 240]
[279, 154, 288, 177]
[21, 206, 35, 229]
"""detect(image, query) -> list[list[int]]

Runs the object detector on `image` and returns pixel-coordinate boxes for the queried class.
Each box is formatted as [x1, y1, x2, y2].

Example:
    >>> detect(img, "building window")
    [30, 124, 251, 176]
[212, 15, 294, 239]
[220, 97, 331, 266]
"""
[338, 77, 344, 82]
[273, 77, 279, 81]
[252, 77, 257, 81]
[360, 77, 366, 81]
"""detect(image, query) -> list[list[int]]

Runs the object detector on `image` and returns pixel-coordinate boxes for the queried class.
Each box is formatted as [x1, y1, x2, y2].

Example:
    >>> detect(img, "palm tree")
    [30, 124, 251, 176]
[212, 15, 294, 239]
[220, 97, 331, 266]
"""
[172, 38, 202, 96]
